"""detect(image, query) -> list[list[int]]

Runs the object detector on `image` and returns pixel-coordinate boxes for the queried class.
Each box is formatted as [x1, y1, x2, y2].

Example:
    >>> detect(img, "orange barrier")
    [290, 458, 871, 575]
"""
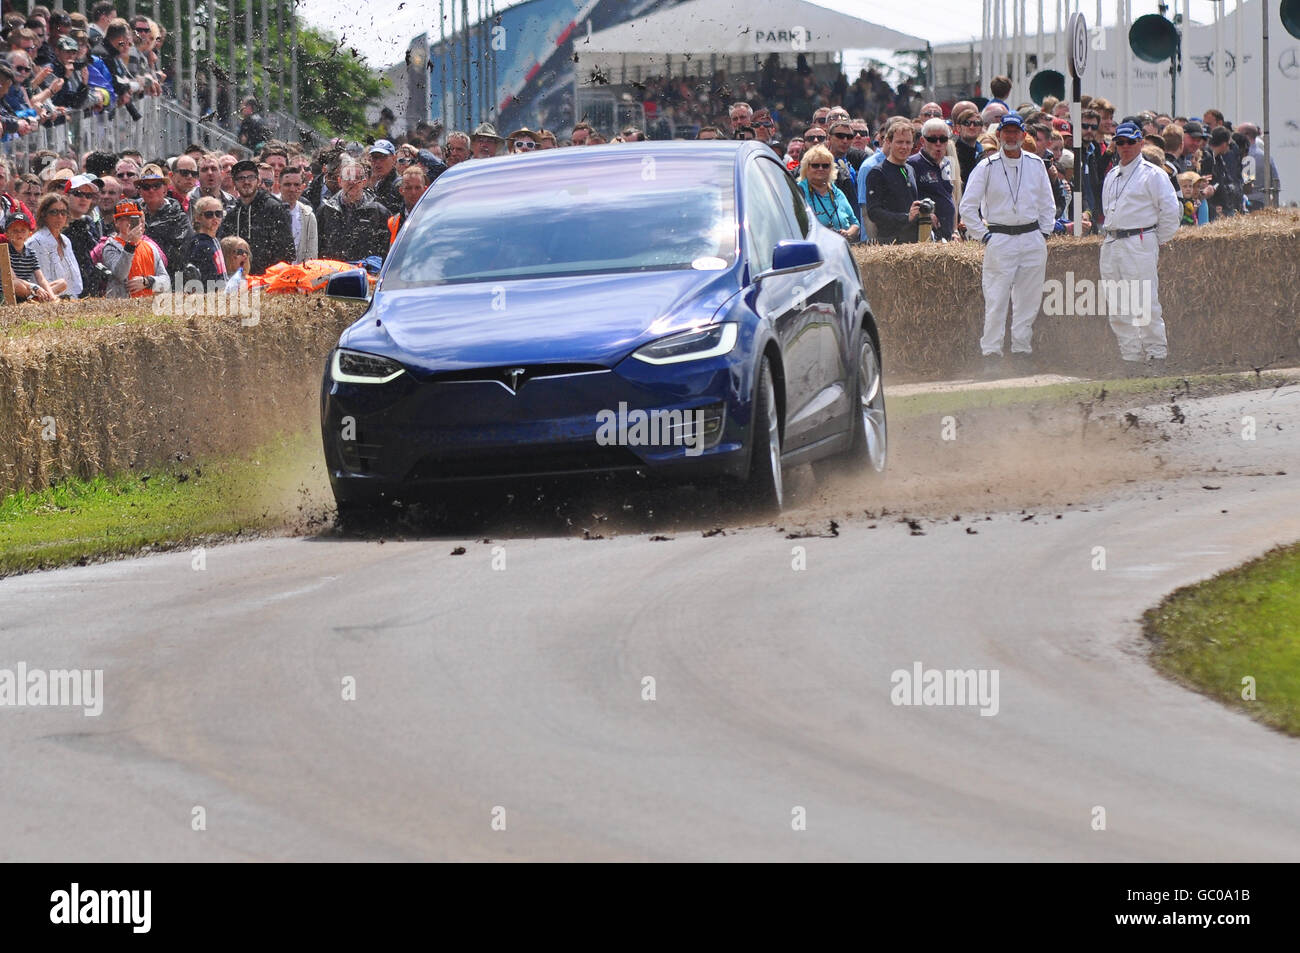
[252, 259, 378, 295]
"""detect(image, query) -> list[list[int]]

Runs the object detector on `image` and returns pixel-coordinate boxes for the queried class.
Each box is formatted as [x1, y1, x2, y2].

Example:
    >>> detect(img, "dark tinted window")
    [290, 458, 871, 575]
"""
[383, 155, 738, 287]
[743, 160, 794, 273]
[757, 157, 811, 236]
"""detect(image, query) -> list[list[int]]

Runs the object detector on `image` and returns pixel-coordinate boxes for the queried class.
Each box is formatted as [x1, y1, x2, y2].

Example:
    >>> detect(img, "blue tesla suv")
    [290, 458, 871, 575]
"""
[321, 140, 886, 515]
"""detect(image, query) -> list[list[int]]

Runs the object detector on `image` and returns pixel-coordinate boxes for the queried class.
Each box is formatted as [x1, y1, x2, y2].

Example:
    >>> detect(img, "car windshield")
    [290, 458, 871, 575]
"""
[381, 154, 738, 287]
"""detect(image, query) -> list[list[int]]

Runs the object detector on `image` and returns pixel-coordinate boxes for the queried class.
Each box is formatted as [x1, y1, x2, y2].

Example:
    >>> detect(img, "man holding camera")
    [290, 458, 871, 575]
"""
[959, 114, 1056, 377]
[907, 117, 957, 241]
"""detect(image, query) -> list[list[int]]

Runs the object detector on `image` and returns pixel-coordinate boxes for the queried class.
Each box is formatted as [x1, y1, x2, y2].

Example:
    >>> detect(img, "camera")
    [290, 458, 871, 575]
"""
[918, 198, 935, 215]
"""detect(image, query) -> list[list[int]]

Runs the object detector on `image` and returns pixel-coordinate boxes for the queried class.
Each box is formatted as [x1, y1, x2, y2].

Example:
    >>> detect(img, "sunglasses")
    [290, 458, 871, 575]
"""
[134, 26, 152, 34]
[174, 168, 197, 177]
[924, 135, 950, 144]
[1081, 123, 1099, 130]
[13, 65, 31, 74]
[139, 181, 165, 190]
[808, 162, 832, 169]
[512, 139, 538, 150]
[234, 174, 258, 183]
[396, 156, 413, 165]
[961, 119, 982, 127]
[831, 132, 854, 140]
[200, 209, 224, 219]
[71, 190, 96, 198]
[805, 135, 827, 143]
[921, 111, 943, 118]
[118, 171, 137, 178]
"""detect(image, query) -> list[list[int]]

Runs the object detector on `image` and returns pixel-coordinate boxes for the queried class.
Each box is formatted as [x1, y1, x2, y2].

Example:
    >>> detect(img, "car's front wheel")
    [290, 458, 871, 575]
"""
[742, 356, 783, 511]
[816, 332, 887, 479]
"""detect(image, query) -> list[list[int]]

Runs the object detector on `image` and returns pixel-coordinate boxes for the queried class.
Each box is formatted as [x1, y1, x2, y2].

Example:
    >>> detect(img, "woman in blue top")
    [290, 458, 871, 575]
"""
[797, 145, 860, 242]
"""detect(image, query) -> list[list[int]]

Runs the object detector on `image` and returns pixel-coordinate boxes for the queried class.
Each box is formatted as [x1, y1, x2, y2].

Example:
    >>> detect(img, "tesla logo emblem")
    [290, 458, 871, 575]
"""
[506, 368, 527, 392]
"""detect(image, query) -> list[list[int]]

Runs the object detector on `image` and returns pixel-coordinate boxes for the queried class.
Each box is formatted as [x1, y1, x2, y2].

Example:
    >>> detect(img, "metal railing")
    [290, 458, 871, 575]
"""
[2, 96, 244, 170]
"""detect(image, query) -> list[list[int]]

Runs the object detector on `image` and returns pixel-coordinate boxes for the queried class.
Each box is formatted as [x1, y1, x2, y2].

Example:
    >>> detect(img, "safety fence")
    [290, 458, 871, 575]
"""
[2, 96, 242, 169]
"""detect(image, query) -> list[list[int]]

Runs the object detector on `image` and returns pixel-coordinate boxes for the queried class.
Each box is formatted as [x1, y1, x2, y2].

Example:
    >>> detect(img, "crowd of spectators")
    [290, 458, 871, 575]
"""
[638, 69, 1280, 245]
[0, 44, 1287, 304]
[0, 3, 170, 137]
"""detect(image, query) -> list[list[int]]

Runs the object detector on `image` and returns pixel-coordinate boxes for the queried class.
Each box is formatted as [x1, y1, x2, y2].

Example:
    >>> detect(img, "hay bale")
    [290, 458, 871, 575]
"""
[853, 210, 1300, 381]
[0, 295, 364, 498]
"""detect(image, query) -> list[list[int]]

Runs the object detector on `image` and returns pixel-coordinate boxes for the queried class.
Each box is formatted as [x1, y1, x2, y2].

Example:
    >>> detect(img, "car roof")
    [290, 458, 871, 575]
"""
[432, 139, 776, 188]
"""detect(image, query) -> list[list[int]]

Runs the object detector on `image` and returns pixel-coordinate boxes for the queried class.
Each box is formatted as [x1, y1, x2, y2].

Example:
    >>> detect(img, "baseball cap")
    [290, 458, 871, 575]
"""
[113, 200, 143, 219]
[65, 173, 104, 193]
[230, 159, 259, 177]
[4, 208, 35, 231]
[1112, 121, 1142, 142]
[1183, 120, 1209, 139]
[1051, 117, 1072, 134]
[1209, 126, 1231, 146]
[367, 139, 396, 156]
[997, 114, 1025, 130]
[137, 163, 167, 182]
[57, 35, 79, 52]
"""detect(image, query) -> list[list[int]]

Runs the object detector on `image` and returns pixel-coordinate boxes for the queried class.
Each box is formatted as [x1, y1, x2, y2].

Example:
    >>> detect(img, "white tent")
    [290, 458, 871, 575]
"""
[580, 0, 926, 80]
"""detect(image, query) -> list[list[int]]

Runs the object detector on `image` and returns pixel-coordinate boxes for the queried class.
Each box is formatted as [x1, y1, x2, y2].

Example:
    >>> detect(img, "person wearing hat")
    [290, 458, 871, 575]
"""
[42, 33, 89, 110]
[1098, 121, 1181, 374]
[959, 112, 1056, 377]
[136, 162, 193, 275]
[507, 128, 539, 154]
[366, 139, 402, 215]
[469, 122, 503, 160]
[3, 207, 62, 302]
[100, 200, 171, 299]
[218, 158, 295, 274]
[1199, 125, 1244, 220]
[63, 173, 105, 297]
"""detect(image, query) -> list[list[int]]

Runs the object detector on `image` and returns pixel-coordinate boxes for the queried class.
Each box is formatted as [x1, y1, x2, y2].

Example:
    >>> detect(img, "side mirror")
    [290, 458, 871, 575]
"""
[325, 269, 370, 300]
[754, 240, 823, 283]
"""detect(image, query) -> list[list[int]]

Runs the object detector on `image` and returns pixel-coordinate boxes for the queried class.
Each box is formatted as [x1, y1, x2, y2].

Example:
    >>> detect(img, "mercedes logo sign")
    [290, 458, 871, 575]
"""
[1069, 12, 1088, 78]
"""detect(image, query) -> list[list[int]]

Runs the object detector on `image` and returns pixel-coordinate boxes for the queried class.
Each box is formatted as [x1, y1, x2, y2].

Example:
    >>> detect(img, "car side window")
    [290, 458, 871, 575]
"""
[758, 158, 811, 237]
[743, 161, 793, 274]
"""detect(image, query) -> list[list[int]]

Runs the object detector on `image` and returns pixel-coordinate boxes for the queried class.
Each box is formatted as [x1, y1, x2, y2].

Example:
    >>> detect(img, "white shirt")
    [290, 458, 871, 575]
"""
[28, 228, 82, 297]
[959, 149, 1056, 243]
[1101, 156, 1181, 244]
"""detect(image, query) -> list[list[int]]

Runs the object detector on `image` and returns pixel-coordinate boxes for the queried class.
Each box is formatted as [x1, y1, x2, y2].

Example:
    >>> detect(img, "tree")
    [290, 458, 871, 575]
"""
[151, 2, 387, 141]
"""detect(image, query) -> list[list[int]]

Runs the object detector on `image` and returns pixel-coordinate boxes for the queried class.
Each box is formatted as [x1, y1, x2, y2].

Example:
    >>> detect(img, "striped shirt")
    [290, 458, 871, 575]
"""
[8, 243, 40, 283]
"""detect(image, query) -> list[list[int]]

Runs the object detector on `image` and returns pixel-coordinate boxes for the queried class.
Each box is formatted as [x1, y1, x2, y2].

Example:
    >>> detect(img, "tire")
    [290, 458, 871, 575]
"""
[816, 331, 888, 478]
[742, 356, 784, 512]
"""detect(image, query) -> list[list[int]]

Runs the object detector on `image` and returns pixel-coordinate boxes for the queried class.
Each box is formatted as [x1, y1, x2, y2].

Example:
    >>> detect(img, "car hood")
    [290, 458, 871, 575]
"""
[341, 268, 741, 370]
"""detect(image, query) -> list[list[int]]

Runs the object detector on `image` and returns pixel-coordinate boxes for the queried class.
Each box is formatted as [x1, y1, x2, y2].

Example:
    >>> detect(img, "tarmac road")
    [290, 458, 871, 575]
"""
[2, 384, 1299, 861]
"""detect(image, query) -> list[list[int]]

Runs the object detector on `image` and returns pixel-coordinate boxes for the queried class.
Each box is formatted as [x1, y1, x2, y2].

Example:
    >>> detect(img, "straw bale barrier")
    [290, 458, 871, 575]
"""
[0, 212, 1296, 498]
[0, 297, 364, 498]
[854, 211, 1300, 381]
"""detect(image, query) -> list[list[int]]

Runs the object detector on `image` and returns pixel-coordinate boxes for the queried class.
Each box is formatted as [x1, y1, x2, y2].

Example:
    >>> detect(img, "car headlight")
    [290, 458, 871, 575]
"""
[331, 348, 405, 384]
[631, 323, 738, 365]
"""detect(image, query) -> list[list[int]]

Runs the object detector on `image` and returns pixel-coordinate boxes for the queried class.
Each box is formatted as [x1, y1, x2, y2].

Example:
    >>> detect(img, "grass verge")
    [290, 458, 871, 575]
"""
[0, 430, 327, 578]
[1144, 542, 1300, 736]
